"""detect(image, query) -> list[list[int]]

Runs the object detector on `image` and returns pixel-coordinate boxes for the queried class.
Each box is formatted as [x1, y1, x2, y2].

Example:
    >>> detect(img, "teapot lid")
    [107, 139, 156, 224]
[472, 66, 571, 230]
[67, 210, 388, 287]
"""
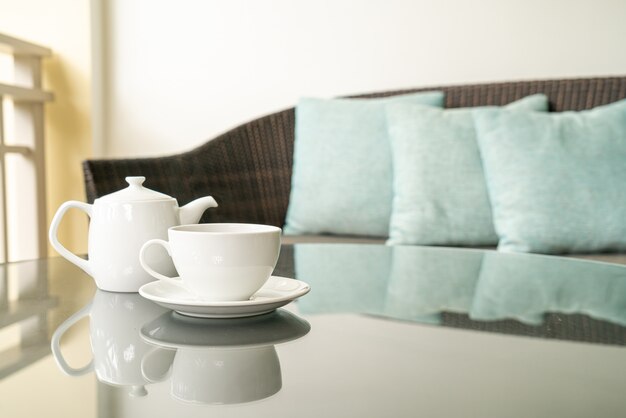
[99, 177, 173, 202]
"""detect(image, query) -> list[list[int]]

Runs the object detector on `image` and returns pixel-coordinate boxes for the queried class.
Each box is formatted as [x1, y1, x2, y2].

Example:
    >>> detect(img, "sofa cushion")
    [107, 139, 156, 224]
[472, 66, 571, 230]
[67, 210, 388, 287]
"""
[284, 91, 444, 237]
[385, 94, 548, 246]
[281, 234, 626, 266]
[473, 99, 626, 254]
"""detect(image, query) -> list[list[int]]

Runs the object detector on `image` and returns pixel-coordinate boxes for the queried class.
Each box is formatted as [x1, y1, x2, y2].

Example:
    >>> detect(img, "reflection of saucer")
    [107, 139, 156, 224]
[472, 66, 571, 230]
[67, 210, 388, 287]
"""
[138, 276, 311, 318]
[140, 309, 311, 349]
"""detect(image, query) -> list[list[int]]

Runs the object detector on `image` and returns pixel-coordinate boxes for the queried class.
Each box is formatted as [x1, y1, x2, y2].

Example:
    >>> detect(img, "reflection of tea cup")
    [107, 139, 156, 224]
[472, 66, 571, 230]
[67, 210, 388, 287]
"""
[171, 346, 281, 405]
[140, 223, 281, 301]
[51, 290, 169, 396]
[140, 310, 310, 405]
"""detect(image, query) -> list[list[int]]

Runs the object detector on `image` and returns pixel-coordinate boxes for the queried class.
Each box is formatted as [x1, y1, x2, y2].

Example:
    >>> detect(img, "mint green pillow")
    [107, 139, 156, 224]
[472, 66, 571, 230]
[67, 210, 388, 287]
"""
[473, 99, 626, 254]
[386, 94, 548, 246]
[284, 91, 444, 237]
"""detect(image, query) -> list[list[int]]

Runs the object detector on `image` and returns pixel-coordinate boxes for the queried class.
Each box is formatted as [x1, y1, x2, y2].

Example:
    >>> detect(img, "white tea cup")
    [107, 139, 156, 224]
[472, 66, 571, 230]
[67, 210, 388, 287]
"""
[139, 223, 281, 301]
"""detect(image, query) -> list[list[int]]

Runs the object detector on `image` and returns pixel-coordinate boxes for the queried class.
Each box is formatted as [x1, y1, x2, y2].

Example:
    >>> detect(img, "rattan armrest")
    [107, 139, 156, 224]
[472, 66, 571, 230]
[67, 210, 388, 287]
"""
[83, 108, 296, 226]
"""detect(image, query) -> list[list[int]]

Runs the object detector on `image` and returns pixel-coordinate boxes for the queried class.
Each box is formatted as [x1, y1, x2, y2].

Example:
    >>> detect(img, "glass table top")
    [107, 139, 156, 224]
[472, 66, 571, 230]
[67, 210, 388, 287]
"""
[1, 244, 626, 417]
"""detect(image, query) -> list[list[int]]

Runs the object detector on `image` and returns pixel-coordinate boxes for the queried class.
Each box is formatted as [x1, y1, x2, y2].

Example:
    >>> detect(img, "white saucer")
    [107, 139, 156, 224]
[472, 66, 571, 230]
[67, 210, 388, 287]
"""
[138, 276, 311, 318]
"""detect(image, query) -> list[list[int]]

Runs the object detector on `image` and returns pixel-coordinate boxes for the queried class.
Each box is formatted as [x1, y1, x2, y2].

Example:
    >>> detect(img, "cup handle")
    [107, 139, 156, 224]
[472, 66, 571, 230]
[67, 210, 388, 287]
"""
[141, 346, 176, 383]
[50, 302, 94, 376]
[49, 201, 93, 276]
[139, 239, 182, 286]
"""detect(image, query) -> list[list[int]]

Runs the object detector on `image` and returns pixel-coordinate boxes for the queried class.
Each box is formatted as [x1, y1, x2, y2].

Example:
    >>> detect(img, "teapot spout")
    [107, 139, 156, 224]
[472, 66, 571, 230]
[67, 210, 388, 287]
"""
[179, 196, 218, 225]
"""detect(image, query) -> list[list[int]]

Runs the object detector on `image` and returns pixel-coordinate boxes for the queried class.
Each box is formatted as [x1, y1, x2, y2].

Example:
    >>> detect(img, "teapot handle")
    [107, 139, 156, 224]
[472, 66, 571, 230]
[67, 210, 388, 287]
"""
[50, 302, 94, 376]
[49, 201, 93, 276]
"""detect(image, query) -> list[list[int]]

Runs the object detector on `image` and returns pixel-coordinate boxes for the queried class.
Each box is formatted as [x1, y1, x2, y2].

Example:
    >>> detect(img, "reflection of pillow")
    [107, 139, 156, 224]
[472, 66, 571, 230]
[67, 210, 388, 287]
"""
[470, 252, 626, 326]
[386, 94, 548, 246]
[294, 244, 392, 315]
[284, 91, 444, 237]
[473, 99, 626, 254]
[385, 246, 484, 323]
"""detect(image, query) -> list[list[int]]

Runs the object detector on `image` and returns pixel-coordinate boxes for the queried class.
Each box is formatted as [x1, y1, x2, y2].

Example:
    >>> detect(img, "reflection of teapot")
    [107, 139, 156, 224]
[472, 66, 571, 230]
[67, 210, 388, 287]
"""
[140, 310, 310, 405]
[49, 176, 218, 292]
[51, 290, 170, 397]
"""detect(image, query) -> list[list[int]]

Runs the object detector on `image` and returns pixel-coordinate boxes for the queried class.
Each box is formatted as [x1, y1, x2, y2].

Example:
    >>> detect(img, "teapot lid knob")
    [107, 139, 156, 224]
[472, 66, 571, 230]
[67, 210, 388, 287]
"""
[97, 176, 173, 202]
[126, 176, 146, 187]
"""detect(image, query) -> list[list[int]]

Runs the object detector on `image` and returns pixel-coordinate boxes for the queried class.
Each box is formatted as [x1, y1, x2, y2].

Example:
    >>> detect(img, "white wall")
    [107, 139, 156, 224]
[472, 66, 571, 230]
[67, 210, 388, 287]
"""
[101, 0, 626, 158]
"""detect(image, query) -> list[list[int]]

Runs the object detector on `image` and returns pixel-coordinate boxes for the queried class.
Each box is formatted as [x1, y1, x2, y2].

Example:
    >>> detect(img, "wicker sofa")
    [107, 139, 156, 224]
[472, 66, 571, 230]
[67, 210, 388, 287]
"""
[82, 77, 626, 263]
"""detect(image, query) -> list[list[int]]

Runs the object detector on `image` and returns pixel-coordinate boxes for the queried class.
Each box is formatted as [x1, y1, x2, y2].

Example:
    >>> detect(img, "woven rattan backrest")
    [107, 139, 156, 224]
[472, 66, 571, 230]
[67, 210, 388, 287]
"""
[83, 77, 626, 228]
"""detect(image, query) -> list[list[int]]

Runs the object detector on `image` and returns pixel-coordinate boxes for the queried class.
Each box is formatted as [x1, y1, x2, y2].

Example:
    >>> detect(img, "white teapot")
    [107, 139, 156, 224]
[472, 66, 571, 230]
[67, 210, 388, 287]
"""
[49, 176, 218, 292]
